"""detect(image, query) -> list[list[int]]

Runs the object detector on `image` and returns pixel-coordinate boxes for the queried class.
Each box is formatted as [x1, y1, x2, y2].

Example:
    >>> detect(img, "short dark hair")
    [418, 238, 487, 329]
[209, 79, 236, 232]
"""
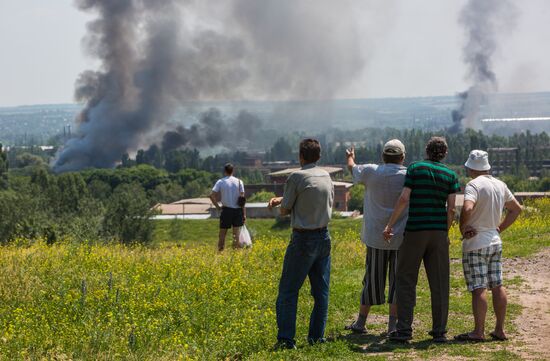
[425, 136, 448, 162]
[299, 138, 321, 163]
[383, 153, 404, 164]
[224, 163, 234, 175]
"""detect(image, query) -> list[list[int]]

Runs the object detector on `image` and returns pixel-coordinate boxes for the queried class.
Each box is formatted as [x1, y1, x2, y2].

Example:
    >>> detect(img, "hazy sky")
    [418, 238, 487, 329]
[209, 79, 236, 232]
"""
[0, 0, 549, 107]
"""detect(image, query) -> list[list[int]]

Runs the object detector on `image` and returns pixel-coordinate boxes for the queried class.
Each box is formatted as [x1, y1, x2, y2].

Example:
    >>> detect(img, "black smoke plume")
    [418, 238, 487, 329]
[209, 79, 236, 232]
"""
[450, 0, 518, 133]
[54, 0, 366, 171]
[161, 108, 262, 152]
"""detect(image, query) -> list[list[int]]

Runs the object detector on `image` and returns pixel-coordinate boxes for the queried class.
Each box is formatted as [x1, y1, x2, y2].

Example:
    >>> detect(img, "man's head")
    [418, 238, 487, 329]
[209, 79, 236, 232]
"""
[425, 136, 448, 162]
[382, 139, 406, 164]
[299, 138, 321, 165]
[224, 163, 234, 176]
[464, 149, 491, 178]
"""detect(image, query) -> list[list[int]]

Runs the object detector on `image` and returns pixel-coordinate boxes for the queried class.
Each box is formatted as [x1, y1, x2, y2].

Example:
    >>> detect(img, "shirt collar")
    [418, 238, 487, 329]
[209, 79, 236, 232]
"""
[301, 163, 317, 170]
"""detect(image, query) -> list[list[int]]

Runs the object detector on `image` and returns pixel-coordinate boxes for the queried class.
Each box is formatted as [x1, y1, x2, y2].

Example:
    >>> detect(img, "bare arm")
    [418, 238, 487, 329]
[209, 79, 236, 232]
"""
[209, 192, 221, 210]
[498, 198, 522, 233]
[459, 199, 476, 238]
[346, 146, 355, 173]
[383, 187, 411, 241]
[447, 193, 456, 230]
[268, 196, 291, 216]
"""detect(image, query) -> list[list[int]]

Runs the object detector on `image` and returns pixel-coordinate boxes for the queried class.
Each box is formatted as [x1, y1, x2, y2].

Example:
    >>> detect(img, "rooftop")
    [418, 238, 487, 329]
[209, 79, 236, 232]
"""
[268, 166, 343, 177]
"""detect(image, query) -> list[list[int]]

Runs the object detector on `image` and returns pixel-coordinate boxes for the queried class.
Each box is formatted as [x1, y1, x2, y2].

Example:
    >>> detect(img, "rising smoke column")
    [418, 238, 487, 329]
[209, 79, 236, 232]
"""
[55, 0, 366, 171]
[451, 0, 518, 132]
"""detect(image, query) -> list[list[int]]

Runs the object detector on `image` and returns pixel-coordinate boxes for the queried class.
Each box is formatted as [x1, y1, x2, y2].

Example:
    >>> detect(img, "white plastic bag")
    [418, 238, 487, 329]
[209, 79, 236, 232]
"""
[238, 225, 253, 248]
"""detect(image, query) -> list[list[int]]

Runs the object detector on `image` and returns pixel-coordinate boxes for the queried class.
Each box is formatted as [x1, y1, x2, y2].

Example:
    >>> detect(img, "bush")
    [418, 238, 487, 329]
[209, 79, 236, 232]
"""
[248, 191, 276, 203]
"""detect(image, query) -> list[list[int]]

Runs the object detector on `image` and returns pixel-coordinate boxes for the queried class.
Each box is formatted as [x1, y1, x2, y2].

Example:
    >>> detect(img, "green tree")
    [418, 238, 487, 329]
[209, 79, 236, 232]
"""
[148, 182, 184, 204]
[348, 184, 364, 213]
[103, 183, 155, 244]
[269, 137, 294, 161]
[0, 144, 8, 189]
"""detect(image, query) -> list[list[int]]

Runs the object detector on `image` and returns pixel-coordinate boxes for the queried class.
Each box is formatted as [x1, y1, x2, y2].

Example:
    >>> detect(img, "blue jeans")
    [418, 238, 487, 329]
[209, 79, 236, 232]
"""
[276, 229, 331, 345]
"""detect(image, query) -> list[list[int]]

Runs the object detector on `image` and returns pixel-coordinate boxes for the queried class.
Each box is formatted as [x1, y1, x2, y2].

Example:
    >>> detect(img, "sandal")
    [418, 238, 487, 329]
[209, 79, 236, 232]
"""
[454, 332, 485, 342]
[344, 323, 367, 334]
[489, 332, 508, 341]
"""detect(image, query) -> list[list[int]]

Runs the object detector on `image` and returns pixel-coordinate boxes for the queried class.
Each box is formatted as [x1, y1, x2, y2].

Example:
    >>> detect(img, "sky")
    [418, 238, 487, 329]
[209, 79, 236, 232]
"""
[0, 0, 549, 107]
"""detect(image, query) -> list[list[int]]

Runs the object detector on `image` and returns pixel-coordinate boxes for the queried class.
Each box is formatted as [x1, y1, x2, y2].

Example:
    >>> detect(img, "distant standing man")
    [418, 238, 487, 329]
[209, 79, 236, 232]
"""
[455, 150, 521, 342]
[210, 163, 246, 251]
[268, 138, 334, 349]
[345, 140, 408, 335]
[383, 136, 460, 343]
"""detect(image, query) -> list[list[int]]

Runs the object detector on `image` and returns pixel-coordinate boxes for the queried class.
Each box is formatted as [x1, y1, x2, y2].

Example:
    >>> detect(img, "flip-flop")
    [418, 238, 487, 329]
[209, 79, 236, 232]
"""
[454, 333, 485, 342]
[489, 332, 508, 341]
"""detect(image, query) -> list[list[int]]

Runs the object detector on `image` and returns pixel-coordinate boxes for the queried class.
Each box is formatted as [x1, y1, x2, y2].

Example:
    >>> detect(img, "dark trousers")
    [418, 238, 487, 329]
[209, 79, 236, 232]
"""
[276, 229, 331, 345]
[395, 230, 450, 337]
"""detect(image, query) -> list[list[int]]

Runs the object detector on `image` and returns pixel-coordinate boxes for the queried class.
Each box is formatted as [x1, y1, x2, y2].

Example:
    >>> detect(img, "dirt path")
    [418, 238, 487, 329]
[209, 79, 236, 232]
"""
[504, 247, 550, 360]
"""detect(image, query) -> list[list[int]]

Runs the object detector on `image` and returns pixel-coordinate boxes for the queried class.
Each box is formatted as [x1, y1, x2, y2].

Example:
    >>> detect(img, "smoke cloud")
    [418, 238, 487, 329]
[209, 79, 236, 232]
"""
[161, 108, 263, 152]
[450, 0, 518, 132]
[54, 0, 366, 171]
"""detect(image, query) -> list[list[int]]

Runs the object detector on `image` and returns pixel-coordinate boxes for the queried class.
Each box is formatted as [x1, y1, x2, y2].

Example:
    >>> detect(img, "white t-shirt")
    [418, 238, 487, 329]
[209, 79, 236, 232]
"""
[212, 176, 244, 209]
[462, 175, 515, 252]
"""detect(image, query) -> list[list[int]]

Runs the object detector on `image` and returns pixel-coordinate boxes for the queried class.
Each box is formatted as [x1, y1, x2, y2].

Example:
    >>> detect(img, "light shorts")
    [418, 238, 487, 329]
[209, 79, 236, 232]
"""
[462, 244, 503, 292]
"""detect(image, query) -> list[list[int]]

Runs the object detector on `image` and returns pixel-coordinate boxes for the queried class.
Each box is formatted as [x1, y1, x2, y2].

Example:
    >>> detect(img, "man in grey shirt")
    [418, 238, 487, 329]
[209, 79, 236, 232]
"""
[345, 139, 407, 334]
[268, 138, 334, 350]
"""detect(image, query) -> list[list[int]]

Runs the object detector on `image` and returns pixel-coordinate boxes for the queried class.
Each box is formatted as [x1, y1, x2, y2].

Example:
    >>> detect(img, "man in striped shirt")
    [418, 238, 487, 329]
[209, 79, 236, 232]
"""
[383, 136, 460, 343]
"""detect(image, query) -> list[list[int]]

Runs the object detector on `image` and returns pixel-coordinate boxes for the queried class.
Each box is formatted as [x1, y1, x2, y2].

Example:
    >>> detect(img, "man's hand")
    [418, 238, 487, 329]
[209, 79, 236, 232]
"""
[383, 225, 394, 242]
[461, 225, 477, 239]
[346, 146, 355, 159]
[268, 197, 283, 210]
[243, 215, 247, 223]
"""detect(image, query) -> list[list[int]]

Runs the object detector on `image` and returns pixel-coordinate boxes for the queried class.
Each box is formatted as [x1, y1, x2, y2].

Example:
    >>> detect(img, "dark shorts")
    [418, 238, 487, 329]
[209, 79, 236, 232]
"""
[220, 207, 244, 229]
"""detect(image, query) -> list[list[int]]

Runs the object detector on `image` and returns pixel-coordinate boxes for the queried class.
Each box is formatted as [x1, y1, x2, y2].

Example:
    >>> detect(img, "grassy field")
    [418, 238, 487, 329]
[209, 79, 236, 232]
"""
[0, 199, 548, 360]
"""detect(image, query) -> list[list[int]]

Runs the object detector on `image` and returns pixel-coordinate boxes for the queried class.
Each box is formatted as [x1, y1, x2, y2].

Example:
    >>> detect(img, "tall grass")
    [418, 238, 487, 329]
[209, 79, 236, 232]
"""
[0, 199, 548, 360]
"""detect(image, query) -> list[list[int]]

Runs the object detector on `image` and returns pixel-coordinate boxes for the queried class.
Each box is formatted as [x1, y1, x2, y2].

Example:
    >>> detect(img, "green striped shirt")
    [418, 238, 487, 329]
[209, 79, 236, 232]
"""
[404, 160, 460, 232]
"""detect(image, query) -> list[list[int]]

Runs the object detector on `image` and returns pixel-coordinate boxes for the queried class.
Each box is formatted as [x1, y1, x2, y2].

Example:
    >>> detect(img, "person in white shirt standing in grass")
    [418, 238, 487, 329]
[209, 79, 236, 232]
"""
[455, 150, 522, 342]
[209, 163, 246, 251]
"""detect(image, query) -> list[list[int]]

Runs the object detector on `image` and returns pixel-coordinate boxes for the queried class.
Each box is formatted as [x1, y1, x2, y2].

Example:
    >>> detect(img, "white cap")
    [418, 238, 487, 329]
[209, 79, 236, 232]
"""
[465, 150, 491, 171]
[383, 139, 405, 155]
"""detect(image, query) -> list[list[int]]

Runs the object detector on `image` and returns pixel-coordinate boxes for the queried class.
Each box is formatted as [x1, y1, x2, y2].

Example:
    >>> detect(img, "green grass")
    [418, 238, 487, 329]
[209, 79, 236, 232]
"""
[0, 199, 548, 360]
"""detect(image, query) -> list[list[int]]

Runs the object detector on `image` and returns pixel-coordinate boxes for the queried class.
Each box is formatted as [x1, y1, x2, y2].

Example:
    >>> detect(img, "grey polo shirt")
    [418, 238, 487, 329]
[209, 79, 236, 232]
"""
[353, 163, 407, 250]
[281, 163, 334, 229]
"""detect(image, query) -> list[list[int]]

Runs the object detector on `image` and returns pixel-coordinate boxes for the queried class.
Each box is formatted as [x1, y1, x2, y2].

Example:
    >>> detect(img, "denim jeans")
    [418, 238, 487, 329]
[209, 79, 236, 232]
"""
[276, 229, 331, 345]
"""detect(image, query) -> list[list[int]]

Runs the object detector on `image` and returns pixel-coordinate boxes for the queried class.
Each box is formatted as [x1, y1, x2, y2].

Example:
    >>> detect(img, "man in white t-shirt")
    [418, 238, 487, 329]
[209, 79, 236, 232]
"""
[455, 150, 522, 342]
[209, 163, 245, 251]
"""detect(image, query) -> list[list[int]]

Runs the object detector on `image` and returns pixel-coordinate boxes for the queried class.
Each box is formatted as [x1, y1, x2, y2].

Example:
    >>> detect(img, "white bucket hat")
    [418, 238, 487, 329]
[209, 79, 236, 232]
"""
[465, 150, 491, 171]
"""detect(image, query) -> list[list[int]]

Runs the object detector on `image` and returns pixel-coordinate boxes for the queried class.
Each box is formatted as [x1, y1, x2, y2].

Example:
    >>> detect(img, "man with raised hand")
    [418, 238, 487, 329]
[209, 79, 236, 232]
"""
[209, 163, 245, 251]
[268, 138, 334, 350]
[383, 136, 460, 343]
[344, 140, 407, 335]
[455, 150, 521, 342]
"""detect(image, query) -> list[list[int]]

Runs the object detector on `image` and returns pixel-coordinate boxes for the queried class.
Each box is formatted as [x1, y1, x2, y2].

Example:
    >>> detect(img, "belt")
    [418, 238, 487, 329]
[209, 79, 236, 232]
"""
[292, 227, 328, 233]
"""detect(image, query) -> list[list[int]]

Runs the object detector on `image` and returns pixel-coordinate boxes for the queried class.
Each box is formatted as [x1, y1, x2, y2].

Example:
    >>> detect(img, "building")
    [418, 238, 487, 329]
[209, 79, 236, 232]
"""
[245, 166, 352, 212]
[333, 181, 354, 211]
[267, 166, 344, 184]
[152, 197, 213, 220]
